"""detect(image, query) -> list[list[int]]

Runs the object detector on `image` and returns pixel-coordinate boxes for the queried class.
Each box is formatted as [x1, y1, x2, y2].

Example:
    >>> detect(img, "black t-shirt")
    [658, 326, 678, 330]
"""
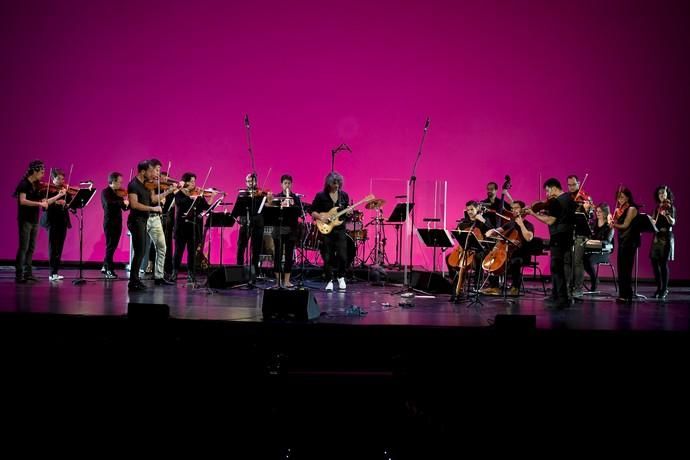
[499, 219, 535, 245]
[617, 206, 641, 248]
[127, 177, 152, 221]
[15, 177, 42, 223]
[101, 187, 128, 225]
[44, 191, 71, 229]
[547, 193, 576, 237]
[592, 222, 614, 244]
[311, 190, 351, 231]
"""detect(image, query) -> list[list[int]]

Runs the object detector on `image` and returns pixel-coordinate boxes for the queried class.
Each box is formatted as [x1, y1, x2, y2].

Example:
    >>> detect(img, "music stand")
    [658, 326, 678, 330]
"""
[387, 203, 413, 269]
[263, 204, 301, 289]
[204, 210, 235, 266]
[68, 188, 97, 285]
[450, 229, 490, 306]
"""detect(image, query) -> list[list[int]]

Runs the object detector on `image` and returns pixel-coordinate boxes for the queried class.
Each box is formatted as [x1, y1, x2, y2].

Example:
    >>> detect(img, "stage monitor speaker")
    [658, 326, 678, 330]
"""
[207, 265, 248, 288]
[410, 270, 451, 294]
[127, 302, 170, 321]
[494, 314, 536, 332]
[262, 288, 320, 321]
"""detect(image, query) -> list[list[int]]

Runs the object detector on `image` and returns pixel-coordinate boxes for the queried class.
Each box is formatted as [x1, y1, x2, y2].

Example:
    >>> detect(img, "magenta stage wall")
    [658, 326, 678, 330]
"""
[2, 0, 688, 279]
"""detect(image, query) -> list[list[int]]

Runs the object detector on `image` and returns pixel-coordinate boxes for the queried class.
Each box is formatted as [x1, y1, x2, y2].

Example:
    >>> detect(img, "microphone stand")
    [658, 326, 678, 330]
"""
[331, 144, 351, 172]
[397, 117, 430, 296]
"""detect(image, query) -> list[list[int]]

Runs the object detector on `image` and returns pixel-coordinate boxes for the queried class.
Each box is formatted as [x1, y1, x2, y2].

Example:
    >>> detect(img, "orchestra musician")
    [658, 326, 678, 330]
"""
[650, 185, 676, 300]
[526, 178, 576, 309]
[484, 200, 535, 296]
[101, 172, 129, 279]
[41, 169, 72, 281]
[582, 203, 614, 292]
[268, 174, 302, 288]
[480, 181, 511, 229]
[611, 186, 640, 303]
[235, 173, 268, 283]
[14, 160, 50, 283]
[127, 161, 161, 291]
[446, 200, 490, 300]
[311, 171, 351, 292]
[566, 175, 593, 298]
[171, 172, 213, 284]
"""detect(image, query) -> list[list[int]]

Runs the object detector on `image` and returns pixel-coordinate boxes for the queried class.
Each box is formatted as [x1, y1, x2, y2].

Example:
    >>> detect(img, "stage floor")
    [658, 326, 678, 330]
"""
[1, 266, 688, 332]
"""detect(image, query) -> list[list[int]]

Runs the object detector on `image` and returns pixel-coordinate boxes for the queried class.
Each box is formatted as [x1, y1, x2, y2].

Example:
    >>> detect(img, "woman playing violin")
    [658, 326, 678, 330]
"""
[611, 186, 640, 303]
[650, 185, 676, 299]
[101, 172, 129, 279]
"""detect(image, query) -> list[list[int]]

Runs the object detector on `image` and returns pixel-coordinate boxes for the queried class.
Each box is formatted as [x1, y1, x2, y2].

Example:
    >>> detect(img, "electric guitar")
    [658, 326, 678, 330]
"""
[315, 194, 376, 235]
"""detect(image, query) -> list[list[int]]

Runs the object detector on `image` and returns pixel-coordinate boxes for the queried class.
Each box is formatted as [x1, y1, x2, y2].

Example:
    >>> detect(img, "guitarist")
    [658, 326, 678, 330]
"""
[310, 171, 351, 291]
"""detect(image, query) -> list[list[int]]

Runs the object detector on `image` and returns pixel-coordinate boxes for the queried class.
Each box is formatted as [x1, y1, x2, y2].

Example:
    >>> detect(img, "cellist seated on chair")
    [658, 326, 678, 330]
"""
[446, 200, 491, 298]
[482, 200, 535, 296]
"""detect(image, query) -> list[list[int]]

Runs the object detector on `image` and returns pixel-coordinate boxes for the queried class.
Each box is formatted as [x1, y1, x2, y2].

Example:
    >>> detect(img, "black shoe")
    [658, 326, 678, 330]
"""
[128, 282, 146, 291]
[24, 275, 38, 282]
[545, 298, 571, 310]
[615, 296, 632, 304]
[652, 289, 661, 299]
[154, 278, 175, 286]
[169, 272, 178, 281]
[15, 277, 27, 284]
[105, 271, 118, 279]
[659, 289, 669, 300]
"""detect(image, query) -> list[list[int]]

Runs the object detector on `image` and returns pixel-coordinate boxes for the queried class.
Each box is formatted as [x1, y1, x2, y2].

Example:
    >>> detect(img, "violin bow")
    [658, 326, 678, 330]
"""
[45, 167, 53, 201]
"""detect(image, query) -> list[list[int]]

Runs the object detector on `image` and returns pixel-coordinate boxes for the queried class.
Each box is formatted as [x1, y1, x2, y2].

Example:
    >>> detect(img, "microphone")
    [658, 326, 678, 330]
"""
[424, 117, 430, 131]
[342, 143, 352, 152]
[244, 114, 250, 128]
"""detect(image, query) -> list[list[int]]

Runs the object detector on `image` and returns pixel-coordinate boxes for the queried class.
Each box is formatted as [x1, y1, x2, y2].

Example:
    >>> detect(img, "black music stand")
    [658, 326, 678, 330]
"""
[204, 210, 235, 266]
[263, 204, 301, 289]
[417, 228, 453, 274]
[450, 229, 488, 307]
[68, 188, 97, 285]
[230, 192, 266, 289]
[387, 202, 413, 269]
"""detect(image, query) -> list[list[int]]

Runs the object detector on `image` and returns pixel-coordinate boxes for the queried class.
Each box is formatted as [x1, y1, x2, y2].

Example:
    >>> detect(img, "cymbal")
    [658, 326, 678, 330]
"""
[365, 198, 386, 209]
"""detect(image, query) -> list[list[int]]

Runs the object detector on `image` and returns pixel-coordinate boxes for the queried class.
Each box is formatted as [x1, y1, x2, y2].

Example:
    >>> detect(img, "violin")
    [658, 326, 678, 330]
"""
[527, 198, 556, 215]
[39, 182, 79, 197]
[659, 199, 672, 213]
[115, 188, 128, 199]
[612, 202, 629, 222]
[189, 187, 220, 198]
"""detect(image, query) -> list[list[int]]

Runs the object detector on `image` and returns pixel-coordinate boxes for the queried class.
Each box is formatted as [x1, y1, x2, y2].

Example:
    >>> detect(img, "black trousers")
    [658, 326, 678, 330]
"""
[48, 224, 68, 275]
[237, 223, 263, 268]
[16, 220, 39, 279]
[650, 235, 673, 292]
[583, 252, 610, 291]
[618, 245, 636, 299]
[174, 224, 202, 275]
[321, 230, 348, 281]
[508, 249, 531, 290]
[103, 221, 122, 272]
[549, 234, 573, 302]
[273, 235, 296, 274]
[127, 218, 148, 283]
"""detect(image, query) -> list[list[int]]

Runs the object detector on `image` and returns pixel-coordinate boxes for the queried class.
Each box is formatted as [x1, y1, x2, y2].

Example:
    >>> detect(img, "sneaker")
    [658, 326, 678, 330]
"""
[56, 274, 64, 280]
[49, 274, 60, 282]
[325, 281, 334, 292]
[100, 266, 106, 273]
[337, 277, 346, 290]
[104, 271, 118, 279]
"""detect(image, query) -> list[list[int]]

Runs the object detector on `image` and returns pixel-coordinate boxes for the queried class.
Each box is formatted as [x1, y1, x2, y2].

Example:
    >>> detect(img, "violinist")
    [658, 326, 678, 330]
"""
[101, 172, 129, 279]
[525, 178, 576, 309]
[14, 160, 50, 283]
[650, 185, 676, 299]
[41, 169, 72, 281]
[172, 172, 214, 283]
[235, 172, 267, 282]
[583, 203, 614, 292]
[566, 175, 593, 298]
[144, 159, 179, 286]
[268, 174, 302, 288]
[446, 200, 490, 298]
[484, 201, 535, 296]
[127, 160, 161, 291]
[311, 171, 351, 291]
[480, 181, 511, 229]
[611, 186, 640, 303]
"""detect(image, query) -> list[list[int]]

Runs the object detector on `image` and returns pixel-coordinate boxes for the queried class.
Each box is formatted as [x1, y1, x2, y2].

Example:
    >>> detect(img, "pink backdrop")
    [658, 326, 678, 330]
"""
[2, 0, 688, 279]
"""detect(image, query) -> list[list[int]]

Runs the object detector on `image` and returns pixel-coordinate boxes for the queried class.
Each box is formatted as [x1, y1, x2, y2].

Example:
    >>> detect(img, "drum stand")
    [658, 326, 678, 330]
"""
[364, 208, 390, 266]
